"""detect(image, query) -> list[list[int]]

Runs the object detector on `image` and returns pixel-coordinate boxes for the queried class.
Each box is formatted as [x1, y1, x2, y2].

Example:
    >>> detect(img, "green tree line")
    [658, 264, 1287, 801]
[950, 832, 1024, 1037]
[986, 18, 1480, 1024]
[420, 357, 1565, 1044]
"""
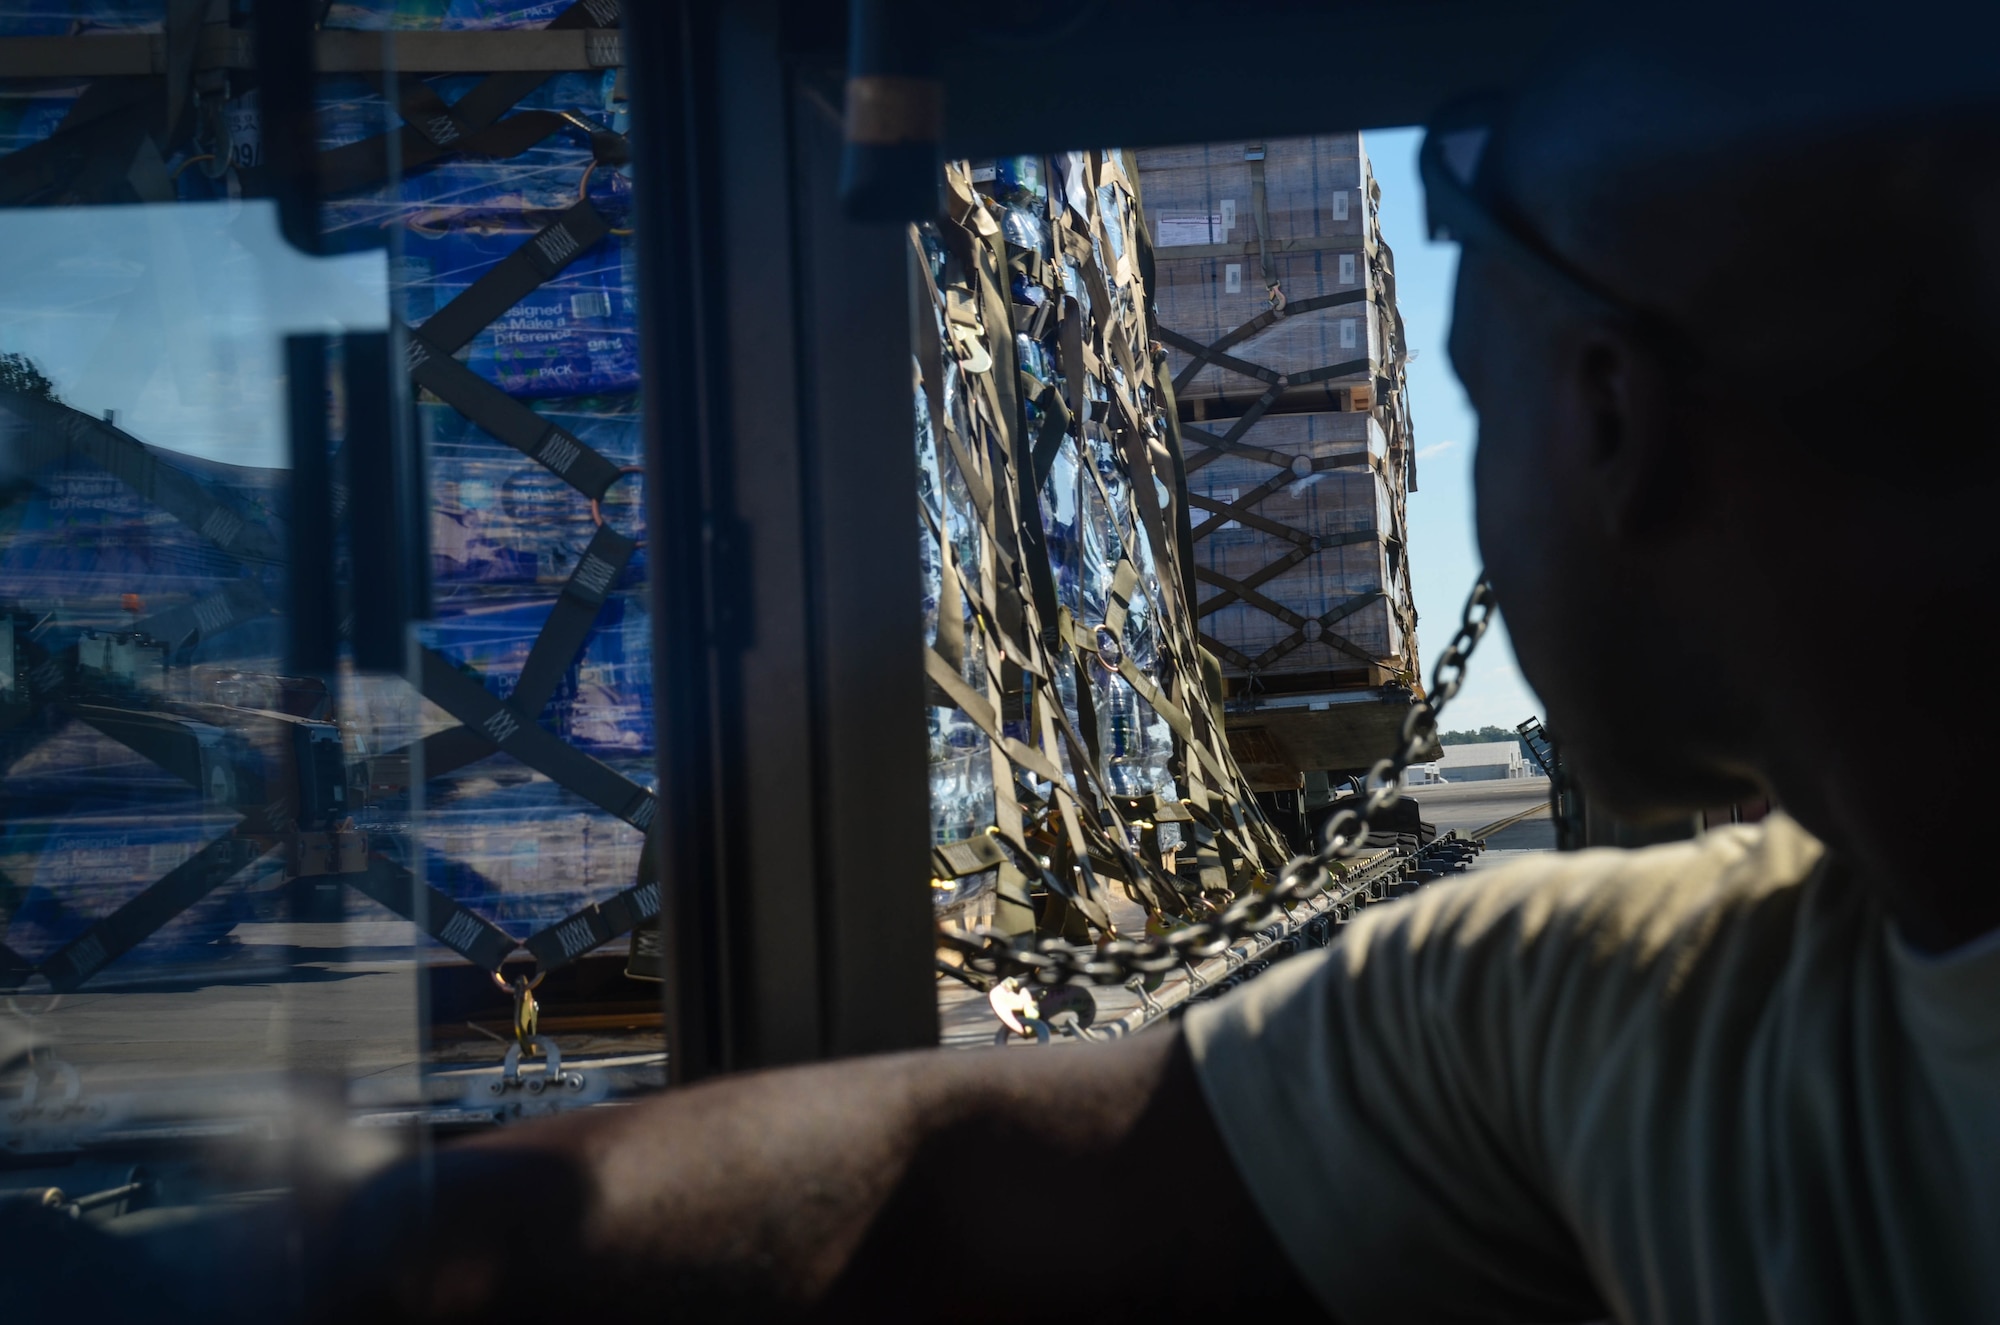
[1, 352, 59, 401]
[1437, 726, 1524, 746]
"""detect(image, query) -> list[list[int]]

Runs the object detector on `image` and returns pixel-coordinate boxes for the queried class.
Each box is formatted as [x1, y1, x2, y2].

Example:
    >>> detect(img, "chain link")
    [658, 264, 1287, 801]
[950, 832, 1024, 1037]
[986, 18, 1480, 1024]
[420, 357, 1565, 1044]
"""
[938, 577, 1498, 985]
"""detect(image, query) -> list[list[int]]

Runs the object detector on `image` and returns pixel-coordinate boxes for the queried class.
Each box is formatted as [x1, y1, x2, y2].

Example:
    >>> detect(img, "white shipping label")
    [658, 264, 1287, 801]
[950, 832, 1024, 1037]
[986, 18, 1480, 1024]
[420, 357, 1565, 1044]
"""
[969, 162, 997, 183]
[1157, 211, 1222, 246]
[1339, 318, 1358, 349]
[1333, 190, 1350, 221]
[1220, 198, 1236, 232]
[1224, 263, 1242, 293]
[226, 91, 262, 169]
[1212, 488, 1241, 531]
[1338, 253, 1356, 284]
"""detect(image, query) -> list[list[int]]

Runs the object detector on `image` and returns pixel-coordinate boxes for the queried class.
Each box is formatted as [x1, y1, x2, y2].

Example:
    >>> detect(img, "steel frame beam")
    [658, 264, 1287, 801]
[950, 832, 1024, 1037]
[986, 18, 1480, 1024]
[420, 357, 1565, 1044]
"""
[627, 0, 935, 1081]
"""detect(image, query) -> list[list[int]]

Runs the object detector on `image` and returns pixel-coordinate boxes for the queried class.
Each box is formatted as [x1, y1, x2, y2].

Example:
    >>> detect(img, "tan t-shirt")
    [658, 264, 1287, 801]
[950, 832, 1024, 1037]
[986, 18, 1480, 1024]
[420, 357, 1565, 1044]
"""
[1185, 814, 2000, 1323]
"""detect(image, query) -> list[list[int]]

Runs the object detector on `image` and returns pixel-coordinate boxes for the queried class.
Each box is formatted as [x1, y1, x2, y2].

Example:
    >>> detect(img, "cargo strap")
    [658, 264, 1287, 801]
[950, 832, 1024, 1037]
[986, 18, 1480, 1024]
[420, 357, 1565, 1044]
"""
[1199, 589, 1389, 676]
[917, 154, 1287, 931]
[1246, 145, 1281, 304]
[345, 853, 519, 973]
[520, 874, 658, 971]
[36, 834, 275, 994]
[397, 191, 646, 830]
[12, 829, 657, 990]
[1018, 375, 1070, 655]
[1178, 418, 1379, 478]
[372, 524, 636, 786]
[417, 647, 655, 830]
[406, 335, 624, 501]
[403, 201, 626, 501]
[1, 394, 284, 565]
[416, 199, 611, 355]
[315, 0, 623, 196]
[0, 81, 154, 207]
[379, 121, 652, 965]
[0, 0, 204, 207]
[131, 580, 272, 656]
[346, 852, 659, 979]
[1163, 290, 1371, 396]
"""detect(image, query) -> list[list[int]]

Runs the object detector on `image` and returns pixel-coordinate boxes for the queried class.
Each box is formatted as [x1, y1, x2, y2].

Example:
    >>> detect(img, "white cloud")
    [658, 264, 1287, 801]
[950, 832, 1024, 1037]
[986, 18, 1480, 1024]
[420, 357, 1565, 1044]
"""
[1416, 440, 1458, 460]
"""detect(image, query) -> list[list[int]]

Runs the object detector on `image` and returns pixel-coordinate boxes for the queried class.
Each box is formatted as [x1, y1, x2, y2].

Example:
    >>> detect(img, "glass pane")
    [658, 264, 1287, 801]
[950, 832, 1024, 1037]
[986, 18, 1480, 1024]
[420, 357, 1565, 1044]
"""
[0, 195, 426, 1123]
[1, 3, 659, 1170]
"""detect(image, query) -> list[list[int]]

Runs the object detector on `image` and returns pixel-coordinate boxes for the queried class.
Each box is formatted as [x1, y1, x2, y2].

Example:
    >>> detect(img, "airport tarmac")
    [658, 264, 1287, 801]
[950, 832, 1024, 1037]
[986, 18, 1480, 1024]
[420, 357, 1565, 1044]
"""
[1405, 777, 1553, 835]
[6, 783, 1562, 1125]
[937, 786, 1560, 1049]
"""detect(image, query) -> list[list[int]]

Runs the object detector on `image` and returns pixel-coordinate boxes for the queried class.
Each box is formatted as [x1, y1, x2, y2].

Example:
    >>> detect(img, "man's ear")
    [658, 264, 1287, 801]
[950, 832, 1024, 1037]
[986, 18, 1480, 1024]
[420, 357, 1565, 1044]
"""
[1564, 325, 1696, 542]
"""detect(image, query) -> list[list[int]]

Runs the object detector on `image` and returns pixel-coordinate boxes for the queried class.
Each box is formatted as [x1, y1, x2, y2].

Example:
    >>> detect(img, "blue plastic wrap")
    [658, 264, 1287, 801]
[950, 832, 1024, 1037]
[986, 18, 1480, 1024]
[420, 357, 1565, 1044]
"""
[0, 79, 85, 157]
[310, 71, 631, 235]
[413, 756, 650, 937]
[0, 1, 160, 35]
[0, 443, 283, 636]
[426, 393, 644, 590]
[324, 0, 573, 30]
[420, 591, 652, 758]
[398, 224, 637, 397]
[0, 795, 282, 978]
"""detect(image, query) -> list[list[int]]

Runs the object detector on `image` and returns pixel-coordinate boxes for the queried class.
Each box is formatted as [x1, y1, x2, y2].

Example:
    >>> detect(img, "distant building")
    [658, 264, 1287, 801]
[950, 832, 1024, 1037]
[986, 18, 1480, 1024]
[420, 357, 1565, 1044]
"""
[1435, 740, 1529, 782]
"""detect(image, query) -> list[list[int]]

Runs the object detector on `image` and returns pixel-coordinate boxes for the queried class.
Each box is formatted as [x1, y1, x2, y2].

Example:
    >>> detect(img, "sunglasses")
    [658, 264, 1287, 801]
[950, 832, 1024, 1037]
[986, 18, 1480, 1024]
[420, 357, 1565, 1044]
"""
[1418, 104, 1701, 362]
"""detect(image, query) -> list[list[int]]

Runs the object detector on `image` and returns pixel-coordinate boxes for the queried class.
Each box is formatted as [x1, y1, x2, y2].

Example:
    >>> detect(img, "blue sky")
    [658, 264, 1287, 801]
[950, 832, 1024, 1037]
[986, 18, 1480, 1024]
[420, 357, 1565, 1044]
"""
[1364, 127, 1545, 735]
[0, 200, 385, 471]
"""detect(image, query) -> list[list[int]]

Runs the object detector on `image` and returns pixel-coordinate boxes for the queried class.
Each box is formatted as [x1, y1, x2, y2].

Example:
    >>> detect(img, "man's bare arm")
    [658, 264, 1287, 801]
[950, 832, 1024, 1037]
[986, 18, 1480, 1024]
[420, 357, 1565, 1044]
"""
[326, 1027, 1321, 1322]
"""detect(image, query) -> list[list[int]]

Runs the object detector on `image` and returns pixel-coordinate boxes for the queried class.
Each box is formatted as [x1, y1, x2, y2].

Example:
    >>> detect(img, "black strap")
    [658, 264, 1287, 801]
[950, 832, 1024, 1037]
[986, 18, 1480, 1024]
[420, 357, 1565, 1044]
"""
[314, 0, 623, 196]
[406, 335, 624, 501]
[323, 101, 626, 196]
[131, 580, 271, 654]
[416, 200, 611, 355]
[37, 835, 272, 993]
[2, 395, 284, 565]
[381, 524, 635, 786]
[514, 524, 635, 705]
[0, 0, 202, 206]
[418, 647, 657, 831]
[520, 875, 659, 972]
[0, 80, 154, 206]
[346, 854, 520, 974]
[1165, 289, 1371, 394]
[399, 201, 624, 503]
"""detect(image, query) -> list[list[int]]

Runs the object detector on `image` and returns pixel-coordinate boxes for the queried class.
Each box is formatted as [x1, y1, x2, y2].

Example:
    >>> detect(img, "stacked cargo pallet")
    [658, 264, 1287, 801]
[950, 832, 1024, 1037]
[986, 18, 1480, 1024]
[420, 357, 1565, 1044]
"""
[916, 152, 1290, 956]
[1136, 135, 1426, 790]
[309, 2, 654, 947]
[0, 1, 657, 990]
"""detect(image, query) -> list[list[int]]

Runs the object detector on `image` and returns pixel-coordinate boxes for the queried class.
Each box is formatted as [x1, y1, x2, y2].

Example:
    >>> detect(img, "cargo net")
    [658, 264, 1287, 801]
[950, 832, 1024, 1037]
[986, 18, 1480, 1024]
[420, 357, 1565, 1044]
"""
[1136, 137, 1422, 693]
[0, 0, 656, 996]
[917, 153, 1292, 957]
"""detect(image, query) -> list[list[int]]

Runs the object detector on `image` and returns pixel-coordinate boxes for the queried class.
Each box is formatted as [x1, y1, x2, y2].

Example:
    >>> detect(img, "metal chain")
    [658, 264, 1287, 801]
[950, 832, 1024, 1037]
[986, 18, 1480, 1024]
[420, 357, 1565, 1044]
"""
[938, 577, 1498, 985]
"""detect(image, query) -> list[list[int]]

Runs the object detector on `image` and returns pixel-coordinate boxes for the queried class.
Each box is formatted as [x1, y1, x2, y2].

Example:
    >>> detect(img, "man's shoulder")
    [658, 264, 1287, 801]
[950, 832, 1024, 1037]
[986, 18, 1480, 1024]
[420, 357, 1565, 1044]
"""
[1356, 812, 1829, 985]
